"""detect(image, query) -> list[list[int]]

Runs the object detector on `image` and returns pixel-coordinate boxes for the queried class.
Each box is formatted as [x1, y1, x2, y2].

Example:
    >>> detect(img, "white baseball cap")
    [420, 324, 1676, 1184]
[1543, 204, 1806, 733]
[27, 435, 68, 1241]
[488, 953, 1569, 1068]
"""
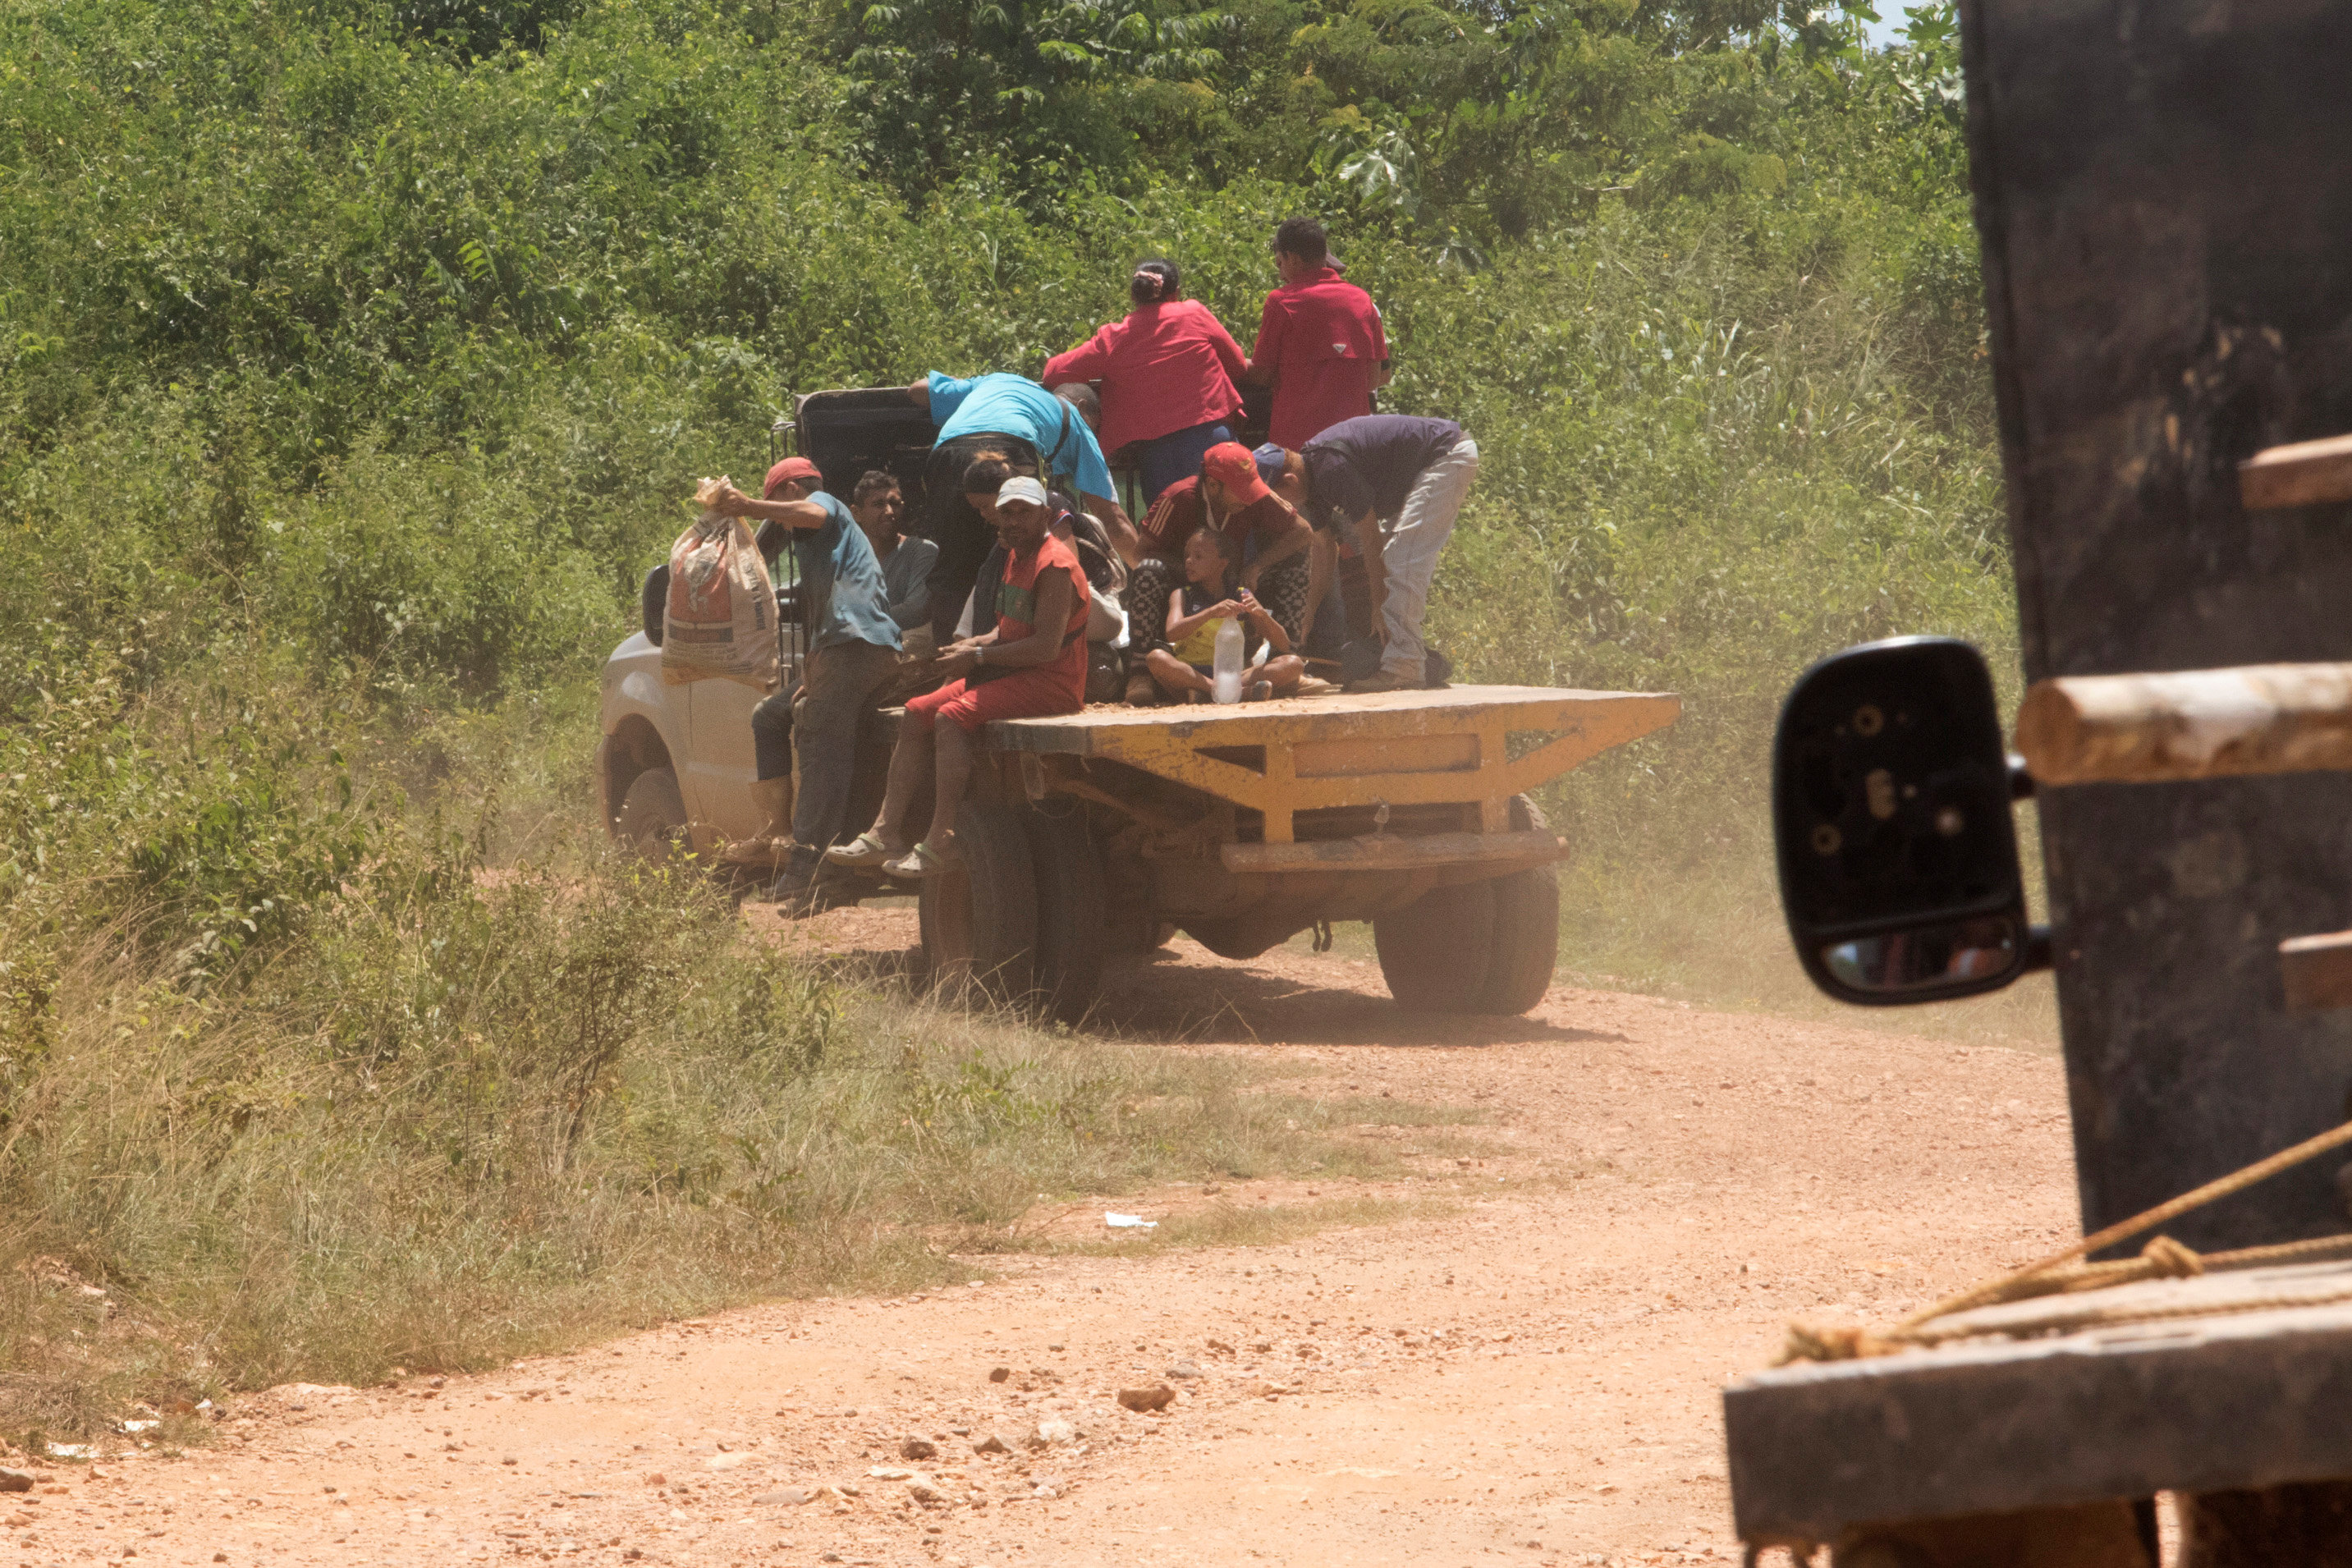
[997, 476, 1050, 509]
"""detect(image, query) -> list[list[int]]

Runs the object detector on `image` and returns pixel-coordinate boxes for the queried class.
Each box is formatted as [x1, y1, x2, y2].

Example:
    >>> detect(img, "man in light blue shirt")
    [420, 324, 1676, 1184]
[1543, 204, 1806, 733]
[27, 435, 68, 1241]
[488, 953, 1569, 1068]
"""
[910, 372, 1138, 643]
[708, 458, 903, 909]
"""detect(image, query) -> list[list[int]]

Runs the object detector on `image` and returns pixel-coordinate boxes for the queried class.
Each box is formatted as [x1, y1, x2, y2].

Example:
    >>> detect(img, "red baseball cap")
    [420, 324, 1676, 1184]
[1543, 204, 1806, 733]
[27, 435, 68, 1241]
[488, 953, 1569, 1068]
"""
[764, 456, 822, 497]
[1201, 442, 1272, 507]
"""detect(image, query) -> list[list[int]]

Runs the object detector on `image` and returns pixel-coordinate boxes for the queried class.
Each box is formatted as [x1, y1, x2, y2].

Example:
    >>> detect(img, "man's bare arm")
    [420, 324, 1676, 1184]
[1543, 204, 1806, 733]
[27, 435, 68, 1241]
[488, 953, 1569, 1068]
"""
[907, 378, 932, 413]
[1301, 531, 1337, 649]
[1355, 511, 1387, 635]
[1083, 492, 1143, 566]
[1239, 503, 1313, 588]
[710, 487, 833, 531]
[1369, 359, 1393, 392]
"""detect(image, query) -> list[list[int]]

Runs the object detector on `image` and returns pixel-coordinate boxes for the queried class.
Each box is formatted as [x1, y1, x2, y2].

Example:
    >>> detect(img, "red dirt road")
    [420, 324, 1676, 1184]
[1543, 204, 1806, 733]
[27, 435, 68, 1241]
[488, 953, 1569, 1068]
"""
[0, 916, 2075, 1568]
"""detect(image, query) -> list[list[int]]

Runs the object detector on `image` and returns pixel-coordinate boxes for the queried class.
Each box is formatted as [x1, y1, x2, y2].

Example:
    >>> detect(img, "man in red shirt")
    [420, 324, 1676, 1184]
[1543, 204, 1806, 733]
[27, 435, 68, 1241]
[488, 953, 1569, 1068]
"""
[1247, 218, 1391, 664]
[1246, 218, 1391, 451]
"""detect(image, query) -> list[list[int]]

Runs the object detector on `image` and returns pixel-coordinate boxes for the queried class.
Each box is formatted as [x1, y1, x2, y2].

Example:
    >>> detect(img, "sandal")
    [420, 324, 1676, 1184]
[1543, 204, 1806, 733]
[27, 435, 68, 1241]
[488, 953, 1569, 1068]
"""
[825, 831, 898, 869]
[883, 839, 963, 880]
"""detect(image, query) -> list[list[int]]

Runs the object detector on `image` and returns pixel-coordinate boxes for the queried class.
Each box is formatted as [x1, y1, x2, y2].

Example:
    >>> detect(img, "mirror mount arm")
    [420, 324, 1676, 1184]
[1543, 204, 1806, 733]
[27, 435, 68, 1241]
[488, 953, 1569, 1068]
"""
[2010, 754, 2036, 801]
[2024, 924, 2053, 977]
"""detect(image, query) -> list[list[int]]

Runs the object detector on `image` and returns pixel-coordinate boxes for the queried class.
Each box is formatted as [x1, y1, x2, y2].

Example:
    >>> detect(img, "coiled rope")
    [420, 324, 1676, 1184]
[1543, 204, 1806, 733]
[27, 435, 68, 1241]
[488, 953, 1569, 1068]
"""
[1778, 1116, 2352, 1364]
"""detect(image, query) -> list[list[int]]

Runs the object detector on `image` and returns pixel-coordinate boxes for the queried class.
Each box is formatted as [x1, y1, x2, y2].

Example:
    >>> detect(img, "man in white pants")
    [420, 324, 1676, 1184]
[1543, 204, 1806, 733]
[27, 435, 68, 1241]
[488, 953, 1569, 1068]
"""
[1258, 415, 1479, 692]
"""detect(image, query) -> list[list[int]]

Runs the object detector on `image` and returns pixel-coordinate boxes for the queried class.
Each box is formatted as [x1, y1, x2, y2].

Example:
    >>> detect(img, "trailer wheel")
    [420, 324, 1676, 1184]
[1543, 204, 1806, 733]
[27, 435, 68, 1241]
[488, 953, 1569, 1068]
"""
[1476, 796, 1561, 1016]
[1373, 880, 1500, 1012]
[1025, 805, 1108, 1025]
[615, 768, 689, 864]
[918, 800, 1038, 1003]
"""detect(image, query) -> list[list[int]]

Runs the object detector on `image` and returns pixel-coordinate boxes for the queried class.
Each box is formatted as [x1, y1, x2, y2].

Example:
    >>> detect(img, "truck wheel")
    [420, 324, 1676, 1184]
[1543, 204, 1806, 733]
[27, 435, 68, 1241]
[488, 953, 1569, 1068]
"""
[1477, 796, 1561, 1016]
[616, 768, 689, 864]
[1025, 806, 1108, 1025]
[918, 800, 1038, 1004]
[1373, 880, 1499, 1012]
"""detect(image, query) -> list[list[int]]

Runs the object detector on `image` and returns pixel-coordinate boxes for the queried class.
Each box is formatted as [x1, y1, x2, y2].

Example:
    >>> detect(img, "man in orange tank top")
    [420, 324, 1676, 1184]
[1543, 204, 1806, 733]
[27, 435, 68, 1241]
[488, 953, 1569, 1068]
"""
[825, 475, 1091, 880]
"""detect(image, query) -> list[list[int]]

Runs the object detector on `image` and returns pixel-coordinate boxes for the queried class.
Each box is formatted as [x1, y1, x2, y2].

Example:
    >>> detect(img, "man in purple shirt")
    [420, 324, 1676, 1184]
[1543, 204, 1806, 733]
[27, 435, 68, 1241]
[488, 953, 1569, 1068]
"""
[1254, 415, 1479, 692]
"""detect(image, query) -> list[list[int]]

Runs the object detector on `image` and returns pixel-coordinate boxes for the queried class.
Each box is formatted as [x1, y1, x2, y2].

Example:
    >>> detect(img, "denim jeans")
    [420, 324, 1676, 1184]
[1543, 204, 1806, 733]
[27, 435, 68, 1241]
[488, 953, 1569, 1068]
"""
[1136, 420, 1232, 506]
[791, 639, 903, 852]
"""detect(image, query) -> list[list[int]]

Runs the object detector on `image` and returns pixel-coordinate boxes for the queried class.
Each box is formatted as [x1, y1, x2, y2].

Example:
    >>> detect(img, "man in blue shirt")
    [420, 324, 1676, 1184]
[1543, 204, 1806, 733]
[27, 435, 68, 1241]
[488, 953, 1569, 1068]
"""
[707, 457, 904, 908]
[909, 372, 1138, 643]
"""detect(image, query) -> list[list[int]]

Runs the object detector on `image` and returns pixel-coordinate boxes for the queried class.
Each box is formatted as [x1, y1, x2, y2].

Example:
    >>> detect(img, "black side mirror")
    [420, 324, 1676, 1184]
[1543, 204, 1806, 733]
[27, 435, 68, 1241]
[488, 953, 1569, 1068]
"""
[1773, 637, 2048, 1005]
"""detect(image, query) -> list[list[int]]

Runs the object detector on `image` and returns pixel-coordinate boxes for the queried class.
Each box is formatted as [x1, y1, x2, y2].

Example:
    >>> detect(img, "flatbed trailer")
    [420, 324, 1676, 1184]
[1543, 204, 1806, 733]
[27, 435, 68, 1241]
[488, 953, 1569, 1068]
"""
[860, 684, 1679, 1020]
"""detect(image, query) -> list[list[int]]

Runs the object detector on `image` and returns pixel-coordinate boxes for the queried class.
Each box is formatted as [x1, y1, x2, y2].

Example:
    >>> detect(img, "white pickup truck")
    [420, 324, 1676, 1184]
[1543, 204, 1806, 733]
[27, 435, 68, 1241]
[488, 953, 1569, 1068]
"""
[596, 389, 938, 860]
[595, 622, 777, 860]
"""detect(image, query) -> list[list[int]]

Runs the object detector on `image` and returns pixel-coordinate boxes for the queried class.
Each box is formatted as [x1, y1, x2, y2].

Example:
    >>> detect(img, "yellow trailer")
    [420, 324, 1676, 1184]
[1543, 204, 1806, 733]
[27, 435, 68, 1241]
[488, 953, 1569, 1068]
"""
[879, 684, 1679, 1020]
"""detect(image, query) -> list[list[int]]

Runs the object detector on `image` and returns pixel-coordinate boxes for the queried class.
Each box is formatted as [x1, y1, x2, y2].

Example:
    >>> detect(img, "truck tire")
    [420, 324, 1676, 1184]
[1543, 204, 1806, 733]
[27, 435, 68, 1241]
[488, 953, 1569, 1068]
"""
[616, 768, 689, 864]
[1477, 796, 1561, 1016]
[1373, 879, 1499, 1012]
[1025, 805, 1108, 1025]
[917, 800, 1038, 1005]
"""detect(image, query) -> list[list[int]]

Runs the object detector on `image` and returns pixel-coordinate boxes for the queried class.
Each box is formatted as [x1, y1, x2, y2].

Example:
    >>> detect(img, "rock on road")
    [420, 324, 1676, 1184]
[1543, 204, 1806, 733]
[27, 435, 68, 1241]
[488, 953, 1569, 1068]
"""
[0, 918, 2074, 1568]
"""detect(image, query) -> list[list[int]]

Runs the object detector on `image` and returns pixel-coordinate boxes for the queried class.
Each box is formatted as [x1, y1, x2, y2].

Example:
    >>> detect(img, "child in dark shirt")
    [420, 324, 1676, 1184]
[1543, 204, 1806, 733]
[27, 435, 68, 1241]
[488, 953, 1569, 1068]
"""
[1143, 527, 1304, 704]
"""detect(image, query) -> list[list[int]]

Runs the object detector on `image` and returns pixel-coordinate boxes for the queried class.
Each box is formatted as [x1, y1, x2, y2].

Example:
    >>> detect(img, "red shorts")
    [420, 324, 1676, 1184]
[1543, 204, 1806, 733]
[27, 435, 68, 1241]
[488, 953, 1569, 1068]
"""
[902, 668, 1082, 734]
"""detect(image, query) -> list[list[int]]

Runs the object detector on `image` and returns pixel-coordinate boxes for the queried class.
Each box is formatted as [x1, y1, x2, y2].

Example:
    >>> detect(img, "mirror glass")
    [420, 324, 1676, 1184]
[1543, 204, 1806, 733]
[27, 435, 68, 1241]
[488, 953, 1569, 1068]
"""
[1822, 915, 2024, 994]
[1773, 637, 2029, 1005]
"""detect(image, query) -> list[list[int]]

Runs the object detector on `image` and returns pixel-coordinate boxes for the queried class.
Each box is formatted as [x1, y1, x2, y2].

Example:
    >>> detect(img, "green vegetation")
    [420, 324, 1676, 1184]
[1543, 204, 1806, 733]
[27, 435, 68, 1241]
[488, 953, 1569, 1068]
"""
[0, 0, 2024, 1428]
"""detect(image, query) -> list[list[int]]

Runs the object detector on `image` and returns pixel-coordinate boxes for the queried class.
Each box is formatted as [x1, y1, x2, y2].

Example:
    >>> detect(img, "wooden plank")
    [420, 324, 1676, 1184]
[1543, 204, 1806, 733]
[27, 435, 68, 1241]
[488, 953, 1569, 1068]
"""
[985, 688, 1677, 837]
[1218, 830, 1565, 874]
[2280, 929, 2352, 1014]
[1093, 744, 1563, 818]
[1291, 732, 1479, 778]
[2240, 432, 2352, 511]
[985, 685, 1678, 754]
[1725, 1263, 2352, 1545]
[2015, 663, 2352, 785]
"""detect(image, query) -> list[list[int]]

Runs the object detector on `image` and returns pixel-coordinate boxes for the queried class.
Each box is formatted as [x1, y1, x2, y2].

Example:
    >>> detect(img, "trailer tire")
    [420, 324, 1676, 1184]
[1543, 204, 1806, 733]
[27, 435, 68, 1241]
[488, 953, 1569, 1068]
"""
[1476, 797, 1560, 1016]
[1374, 879, 1500, 1012]
[918, 800, 1038, 1004]
[1025, 805, 1108, 1025]
[615, 768, 689, 864]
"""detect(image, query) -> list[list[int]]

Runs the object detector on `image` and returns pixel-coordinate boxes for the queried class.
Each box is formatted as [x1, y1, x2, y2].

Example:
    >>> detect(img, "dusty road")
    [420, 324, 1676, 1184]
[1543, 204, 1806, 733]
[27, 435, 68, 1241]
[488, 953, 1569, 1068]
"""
[1, 915, 2076, 1568]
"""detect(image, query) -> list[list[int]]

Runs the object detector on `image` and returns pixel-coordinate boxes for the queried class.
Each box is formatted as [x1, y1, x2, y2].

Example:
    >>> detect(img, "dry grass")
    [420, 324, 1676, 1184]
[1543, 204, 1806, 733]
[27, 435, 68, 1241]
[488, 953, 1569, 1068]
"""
[0, 849, 1390, 1439]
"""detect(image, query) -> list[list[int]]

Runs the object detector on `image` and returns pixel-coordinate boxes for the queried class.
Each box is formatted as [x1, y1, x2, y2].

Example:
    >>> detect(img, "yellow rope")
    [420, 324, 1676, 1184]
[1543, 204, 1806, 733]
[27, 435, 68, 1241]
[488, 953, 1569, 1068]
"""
[1775, 1118, 2352, 1365]
[1896, 1116, 2352, 1332]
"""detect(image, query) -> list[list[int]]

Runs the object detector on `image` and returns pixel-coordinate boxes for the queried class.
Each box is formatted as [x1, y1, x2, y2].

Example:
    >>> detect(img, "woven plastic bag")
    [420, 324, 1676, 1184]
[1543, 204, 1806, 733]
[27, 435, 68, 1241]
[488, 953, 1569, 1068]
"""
[661, 477, 782, 690]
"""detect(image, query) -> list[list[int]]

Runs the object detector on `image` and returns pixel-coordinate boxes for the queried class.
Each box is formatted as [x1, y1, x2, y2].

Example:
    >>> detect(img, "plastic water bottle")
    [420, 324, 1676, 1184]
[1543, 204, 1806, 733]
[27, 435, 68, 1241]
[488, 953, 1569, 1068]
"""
[1211, 617, 1245, 704]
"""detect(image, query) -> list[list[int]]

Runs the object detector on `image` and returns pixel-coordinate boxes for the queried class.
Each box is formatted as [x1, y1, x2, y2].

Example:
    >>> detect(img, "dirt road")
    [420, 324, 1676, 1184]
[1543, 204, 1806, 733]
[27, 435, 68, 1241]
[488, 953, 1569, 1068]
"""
[0, 915, 2075, 1568]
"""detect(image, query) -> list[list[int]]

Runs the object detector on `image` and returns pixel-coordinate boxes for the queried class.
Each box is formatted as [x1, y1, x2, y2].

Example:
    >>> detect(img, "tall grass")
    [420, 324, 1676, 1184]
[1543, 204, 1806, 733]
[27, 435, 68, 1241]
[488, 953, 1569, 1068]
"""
[0, 859, 1366, 1437]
